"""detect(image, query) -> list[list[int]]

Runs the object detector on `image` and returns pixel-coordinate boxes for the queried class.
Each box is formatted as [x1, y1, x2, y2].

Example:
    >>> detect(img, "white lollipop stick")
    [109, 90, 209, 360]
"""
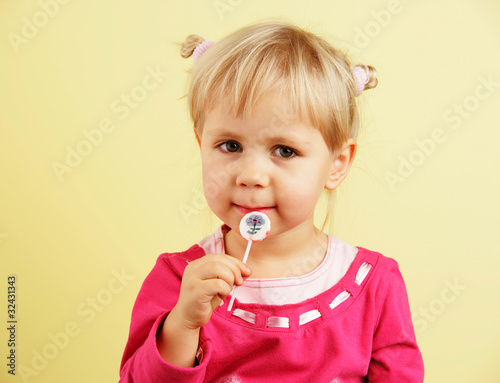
[242, 239, 253, 265]
[227, 212, 271, 312]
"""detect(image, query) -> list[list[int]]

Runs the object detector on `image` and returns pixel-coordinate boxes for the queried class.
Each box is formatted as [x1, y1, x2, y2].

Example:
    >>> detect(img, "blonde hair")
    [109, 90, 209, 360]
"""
[180, 20, 378, 231]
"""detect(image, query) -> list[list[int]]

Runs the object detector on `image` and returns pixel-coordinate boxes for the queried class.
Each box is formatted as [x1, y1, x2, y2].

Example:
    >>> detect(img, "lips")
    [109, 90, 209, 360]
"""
[234, 204, 274, 215]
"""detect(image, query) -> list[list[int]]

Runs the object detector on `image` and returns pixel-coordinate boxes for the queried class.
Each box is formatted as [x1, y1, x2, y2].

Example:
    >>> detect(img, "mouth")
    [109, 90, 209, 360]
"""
[234, 204, 274, 215]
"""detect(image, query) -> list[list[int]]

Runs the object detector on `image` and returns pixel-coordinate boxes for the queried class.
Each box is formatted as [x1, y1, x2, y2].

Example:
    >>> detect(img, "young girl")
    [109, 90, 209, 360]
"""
[120, 21, 424, 382]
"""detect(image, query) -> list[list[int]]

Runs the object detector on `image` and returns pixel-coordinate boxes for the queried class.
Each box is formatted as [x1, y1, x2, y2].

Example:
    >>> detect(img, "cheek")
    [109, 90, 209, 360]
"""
[277, 166, 329, 212]
[201, 159, 223, 202]
[201, 156, 237, 206]
[278, 177, 323, 207]
[289, 164, 329, 191]
[202, 151, 241, 186]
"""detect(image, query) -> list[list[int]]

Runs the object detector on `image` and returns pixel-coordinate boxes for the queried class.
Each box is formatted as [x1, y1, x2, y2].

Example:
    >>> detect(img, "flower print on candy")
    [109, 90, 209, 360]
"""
[245, 214, 265, 235]
[239, 212, 271, 242]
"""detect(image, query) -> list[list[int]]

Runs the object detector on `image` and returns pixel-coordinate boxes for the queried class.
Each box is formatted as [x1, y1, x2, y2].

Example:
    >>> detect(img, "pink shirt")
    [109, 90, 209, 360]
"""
[120, 228, 424, 382]
[198, 226, 359, 305]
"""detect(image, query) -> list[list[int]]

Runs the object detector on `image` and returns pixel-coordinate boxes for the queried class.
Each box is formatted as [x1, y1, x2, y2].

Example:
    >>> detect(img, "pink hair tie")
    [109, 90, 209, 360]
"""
[193, 40, 214, 63]
[351, 66, 369, 96]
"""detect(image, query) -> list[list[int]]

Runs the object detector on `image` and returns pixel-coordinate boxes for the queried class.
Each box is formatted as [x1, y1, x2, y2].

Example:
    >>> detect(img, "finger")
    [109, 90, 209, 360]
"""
[215, 254, 252, 279]
[199, 254, 249, 284]
[205, 263, 239, 286]
[225, 254, 253, 278]
[223, 256, 252, 284]
[198, 278, 232, 303]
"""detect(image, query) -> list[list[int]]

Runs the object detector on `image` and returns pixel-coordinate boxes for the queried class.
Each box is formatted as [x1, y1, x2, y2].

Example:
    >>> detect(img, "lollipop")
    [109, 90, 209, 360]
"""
[227, 211, 271, 311]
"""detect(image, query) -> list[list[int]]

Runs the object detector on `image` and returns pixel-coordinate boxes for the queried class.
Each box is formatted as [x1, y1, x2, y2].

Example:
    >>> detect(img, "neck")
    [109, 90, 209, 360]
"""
[224, 219, 328, 278]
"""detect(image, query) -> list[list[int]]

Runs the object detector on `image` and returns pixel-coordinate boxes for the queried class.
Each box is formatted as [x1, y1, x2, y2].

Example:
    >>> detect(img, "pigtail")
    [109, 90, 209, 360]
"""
[362, 64, 378, 90]
[351, 64, 378, 95]
[180, 34, 206, 59]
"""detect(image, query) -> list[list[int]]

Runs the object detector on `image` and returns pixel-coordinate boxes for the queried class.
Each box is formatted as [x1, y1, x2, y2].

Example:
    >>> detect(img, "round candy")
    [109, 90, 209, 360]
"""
[239, 212, 271, 242]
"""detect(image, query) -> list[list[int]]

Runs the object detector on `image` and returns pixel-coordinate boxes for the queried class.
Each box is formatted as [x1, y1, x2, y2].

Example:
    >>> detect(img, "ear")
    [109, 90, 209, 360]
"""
[193, 128, 201, 147]
[324, 139, 357, 190]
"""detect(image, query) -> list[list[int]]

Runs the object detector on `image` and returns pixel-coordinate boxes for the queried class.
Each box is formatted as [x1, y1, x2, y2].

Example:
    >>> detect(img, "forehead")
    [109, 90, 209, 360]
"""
[205, 91, 311, 128]
[202, 95, 323, 146]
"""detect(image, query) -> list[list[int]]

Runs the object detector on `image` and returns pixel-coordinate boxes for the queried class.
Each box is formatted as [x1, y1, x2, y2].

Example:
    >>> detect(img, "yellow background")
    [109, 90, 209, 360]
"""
[1, 0, 500, 382]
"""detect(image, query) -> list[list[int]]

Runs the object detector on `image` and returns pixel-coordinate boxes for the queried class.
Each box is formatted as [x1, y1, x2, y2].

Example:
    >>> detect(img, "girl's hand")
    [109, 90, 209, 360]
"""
[158, 254, 251, 367]
[170, 253, 252, 330]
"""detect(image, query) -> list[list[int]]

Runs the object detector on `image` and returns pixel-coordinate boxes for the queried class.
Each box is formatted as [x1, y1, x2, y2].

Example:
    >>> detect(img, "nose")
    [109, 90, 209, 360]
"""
[235, 153, 270, 188]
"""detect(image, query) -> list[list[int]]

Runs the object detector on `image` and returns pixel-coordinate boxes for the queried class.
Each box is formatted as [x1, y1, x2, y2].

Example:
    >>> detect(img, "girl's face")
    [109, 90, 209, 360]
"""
[196, 93, 346, 238]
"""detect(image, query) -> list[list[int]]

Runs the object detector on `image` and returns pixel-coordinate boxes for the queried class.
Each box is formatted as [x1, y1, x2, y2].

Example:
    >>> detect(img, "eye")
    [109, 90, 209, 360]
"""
[273, 145, 297, 159]
[218, 141, 241, 153]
